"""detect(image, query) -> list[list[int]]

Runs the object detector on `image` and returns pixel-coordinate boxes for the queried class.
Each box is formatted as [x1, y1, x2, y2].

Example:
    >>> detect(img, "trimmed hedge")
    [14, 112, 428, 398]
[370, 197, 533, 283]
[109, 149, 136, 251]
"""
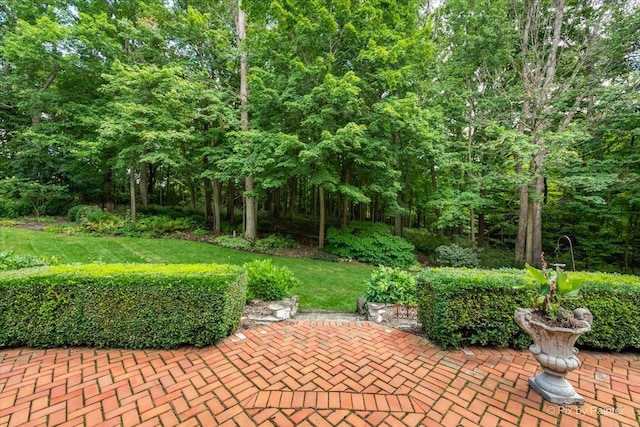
[0, 263, 246, 349]
[416, 268, 640, 351]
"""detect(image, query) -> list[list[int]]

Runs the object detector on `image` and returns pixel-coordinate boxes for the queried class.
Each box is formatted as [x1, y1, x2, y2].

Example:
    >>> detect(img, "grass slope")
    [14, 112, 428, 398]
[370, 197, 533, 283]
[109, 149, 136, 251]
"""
[0, 227, 372, 311]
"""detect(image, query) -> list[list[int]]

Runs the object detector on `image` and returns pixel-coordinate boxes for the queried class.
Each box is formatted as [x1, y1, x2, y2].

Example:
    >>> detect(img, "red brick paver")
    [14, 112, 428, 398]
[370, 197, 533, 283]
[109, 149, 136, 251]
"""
[1, 320, 639, 426]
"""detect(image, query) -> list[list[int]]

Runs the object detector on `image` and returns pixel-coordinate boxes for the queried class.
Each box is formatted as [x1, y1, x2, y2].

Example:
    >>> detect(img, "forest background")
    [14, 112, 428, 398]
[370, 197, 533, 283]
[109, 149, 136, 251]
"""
[0, 0, 638, 272]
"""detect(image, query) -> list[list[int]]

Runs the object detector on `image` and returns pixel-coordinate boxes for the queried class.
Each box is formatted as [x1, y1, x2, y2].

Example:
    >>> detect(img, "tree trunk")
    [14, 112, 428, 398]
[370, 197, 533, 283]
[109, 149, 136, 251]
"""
[515, 0, 566, 266]
[394, 215, 403, 237]
[312, 185, 318, 225]
[244, 176, 257, 240]
[514, 89, 529, 265]
[139, 161, 149, 209]
[319, 185, 326, 250]
[212, 179, 222, 233]
[272, 188, 281, 218]
[469, 208, 476, 250]
[186, 177, 197, 210]
[129, 167, 136, 222]
[147, 164, 156, 205]
[342, 165, 351, 227]
[478, 212, 485, 247]
[430, 163, 440, 220]
[226, 181, 235, 223]
[236, 1, 256, 241]
[289, 178, 296, 221]
[101, 165, 113, 211]
[394, 189, 404, 237]
[203, 177, 213, 226]
[530, 158, 546, 266]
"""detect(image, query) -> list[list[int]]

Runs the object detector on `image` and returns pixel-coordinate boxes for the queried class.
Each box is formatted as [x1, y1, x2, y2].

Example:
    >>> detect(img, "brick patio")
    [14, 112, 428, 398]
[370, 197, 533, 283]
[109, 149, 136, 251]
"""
[1, 320, 639, 426]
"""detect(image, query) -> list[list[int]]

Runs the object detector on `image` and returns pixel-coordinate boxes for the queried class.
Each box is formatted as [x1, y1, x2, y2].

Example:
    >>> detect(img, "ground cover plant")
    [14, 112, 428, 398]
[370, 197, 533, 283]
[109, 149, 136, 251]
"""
[0, 227, 372, 311]
[0, 251, 51, 270]
[364, 266, 417, 305]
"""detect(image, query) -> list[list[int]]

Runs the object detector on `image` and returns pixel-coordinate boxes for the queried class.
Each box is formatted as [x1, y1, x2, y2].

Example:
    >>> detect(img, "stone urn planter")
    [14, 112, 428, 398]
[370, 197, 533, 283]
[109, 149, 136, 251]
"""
[514, 255, 594, 404]
[514, 307, 592, 404]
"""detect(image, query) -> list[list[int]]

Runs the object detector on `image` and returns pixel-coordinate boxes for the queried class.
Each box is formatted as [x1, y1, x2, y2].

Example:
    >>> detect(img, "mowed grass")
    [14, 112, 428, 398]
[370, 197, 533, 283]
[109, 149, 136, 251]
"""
[0, 227, 373, 311]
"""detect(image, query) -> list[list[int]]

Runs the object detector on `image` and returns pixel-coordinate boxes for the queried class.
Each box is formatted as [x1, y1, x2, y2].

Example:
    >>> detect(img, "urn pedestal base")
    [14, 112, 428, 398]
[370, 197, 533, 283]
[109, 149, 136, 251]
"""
[514, 307, 593, 405]
[529, 372, 584, 404]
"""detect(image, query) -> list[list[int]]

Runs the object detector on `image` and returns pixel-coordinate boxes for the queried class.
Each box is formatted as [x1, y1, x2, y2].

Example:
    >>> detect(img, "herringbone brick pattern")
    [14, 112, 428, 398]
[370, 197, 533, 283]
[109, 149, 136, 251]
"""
[1, 320, 639, 426]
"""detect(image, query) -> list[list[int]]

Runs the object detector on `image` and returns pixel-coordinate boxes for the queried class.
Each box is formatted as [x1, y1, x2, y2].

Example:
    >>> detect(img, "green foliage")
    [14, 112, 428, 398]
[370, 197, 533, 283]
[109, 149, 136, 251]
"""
[68, 205, 106, 222]
[364, 266, 417, 305]
[476, 246, 521, 269]
[126, 215, 193, 237]
[435, 244, 480, 268]
[0, 178, 70, 217]
[403, 229, 452, 255]
[80, 213, 126, 235]
[523, 260, 584, 321]
[416, 268, 640, 351]
[254, 234, 300, 251]
[244, 259, 298, 302]
[66, 209, 202, 238]
[417, 268, 534, 349]
[0, 263, 246, 349]
[325, 222, 416, 268]
[0, 251, 49, 270]
[213, 235, 253, 251]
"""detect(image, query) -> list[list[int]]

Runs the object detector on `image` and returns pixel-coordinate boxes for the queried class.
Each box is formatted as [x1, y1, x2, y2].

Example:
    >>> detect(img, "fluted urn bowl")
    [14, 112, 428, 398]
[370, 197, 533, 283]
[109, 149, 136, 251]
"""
[514, 307, 593, 404]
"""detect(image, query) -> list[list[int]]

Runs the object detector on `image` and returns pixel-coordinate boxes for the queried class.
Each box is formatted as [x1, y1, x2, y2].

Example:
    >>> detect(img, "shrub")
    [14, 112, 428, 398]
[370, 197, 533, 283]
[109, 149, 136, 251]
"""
[364, 266, 417, 305]
[67, 205, 104, 222]
[0, 198, 31, 218]
[0, 251, 49, 271]
[416, 268, 640, 351]
[255, 234, 300, 251]
[244, 259, 299, 301]
[68, 207, 124, 235]
[0, 177, 71, 217]
[403, 229, 451, 255]
[476, 246, 521, 269]
[0, 263, 246, 349]
[325, 222, 416, 268]
[213, 235, 253, 251]
[435, 244, 479, 268]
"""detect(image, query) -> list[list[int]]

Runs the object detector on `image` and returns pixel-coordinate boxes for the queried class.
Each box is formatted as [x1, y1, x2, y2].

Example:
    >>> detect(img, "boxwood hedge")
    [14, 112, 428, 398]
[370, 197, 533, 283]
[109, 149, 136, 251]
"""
[417, 268, 640, 351]
[0, 263, 246, 349]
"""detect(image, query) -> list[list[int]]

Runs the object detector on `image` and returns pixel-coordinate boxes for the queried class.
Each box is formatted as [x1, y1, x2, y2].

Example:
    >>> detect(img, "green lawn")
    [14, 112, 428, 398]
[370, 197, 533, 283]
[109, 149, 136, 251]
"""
[0, 227, 373, 311]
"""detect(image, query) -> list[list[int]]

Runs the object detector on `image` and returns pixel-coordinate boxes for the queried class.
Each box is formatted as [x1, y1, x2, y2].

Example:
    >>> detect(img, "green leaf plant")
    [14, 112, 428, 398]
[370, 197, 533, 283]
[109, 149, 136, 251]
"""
[526, 253, 584, 322]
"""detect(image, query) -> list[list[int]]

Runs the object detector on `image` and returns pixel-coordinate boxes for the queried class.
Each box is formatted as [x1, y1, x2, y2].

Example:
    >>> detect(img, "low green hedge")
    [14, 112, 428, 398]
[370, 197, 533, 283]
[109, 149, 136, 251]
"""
[417, 268, 640, 351]
[0, 263, 246, 349]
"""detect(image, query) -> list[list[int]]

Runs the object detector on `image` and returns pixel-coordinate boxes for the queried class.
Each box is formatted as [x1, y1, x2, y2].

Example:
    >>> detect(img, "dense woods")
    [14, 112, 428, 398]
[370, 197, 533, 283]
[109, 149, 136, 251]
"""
[0, 0, 638, 271]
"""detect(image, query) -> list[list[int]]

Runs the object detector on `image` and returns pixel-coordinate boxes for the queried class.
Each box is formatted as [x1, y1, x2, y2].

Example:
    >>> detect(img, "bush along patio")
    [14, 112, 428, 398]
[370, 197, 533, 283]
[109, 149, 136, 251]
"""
[0, 263, 246, 349]
[416, 268, 640, 352]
